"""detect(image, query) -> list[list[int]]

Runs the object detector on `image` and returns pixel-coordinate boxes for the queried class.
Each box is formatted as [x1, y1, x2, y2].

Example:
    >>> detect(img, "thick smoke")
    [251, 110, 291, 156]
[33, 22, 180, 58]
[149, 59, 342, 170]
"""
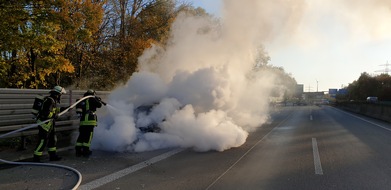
[91, 0, 306, 152]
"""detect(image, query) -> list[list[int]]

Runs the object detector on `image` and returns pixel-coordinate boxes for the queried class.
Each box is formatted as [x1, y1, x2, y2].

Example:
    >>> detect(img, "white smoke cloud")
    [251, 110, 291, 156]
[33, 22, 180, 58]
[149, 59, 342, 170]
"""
[91, 100, 137, 152]
[91, 0, 303, 152]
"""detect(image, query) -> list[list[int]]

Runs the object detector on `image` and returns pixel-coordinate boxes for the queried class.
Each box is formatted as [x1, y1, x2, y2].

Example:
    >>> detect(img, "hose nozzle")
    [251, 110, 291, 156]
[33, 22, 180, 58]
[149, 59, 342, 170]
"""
[95, 96, 107, 106]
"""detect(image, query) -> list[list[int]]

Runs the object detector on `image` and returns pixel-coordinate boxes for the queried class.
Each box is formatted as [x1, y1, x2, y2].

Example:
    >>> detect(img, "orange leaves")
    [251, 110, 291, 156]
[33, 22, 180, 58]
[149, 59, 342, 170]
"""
[0, 0, 197, 89]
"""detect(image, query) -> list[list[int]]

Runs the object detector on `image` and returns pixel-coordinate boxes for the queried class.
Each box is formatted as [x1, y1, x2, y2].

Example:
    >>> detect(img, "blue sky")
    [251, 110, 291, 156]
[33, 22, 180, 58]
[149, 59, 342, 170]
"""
[189, 0, 222, 16]
[188, 0, 391, 92]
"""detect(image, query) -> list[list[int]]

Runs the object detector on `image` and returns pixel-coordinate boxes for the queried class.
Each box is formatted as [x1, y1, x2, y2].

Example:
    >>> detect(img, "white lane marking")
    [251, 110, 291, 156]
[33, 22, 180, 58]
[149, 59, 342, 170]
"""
[78, 148, 184, 190]
[335, 108, 391, 132]
[206, 114, 292, 190]
[310, 107, 313, 121]
[312, 138, 323, 175]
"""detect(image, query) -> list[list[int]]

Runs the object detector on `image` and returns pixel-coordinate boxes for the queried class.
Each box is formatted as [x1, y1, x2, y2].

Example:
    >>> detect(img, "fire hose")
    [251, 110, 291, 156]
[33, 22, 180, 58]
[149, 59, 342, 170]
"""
[0, 95, 105, 190]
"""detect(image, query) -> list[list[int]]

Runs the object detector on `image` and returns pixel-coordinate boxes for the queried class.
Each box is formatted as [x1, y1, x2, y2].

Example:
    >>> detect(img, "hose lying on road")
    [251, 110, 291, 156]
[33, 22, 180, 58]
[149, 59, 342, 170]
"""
[0, 159, 83, 190]
[0, 95, 97, 190]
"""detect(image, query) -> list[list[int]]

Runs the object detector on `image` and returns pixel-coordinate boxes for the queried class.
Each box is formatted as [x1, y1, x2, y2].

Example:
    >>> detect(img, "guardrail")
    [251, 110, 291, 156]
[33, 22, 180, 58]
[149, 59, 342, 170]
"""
[0, 88, 109, 149]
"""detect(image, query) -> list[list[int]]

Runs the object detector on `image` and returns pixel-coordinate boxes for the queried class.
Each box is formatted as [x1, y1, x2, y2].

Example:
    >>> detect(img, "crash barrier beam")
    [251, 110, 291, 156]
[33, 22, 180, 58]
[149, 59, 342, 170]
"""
[0, 88, 108, 149]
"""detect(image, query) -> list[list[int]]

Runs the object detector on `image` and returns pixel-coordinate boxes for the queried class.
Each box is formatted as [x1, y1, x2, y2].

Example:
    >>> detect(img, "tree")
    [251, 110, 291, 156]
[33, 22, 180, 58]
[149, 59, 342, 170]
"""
[0, 0, 205, 90]
[0, 1, 75, 88]
[0, 0, 106, 89]
[56, 0, 105, 89]
[0, 0, 29, 87]
[93, 0, 181, 88]
[345, 72, 391, 101]
[376, 74, 391, 100]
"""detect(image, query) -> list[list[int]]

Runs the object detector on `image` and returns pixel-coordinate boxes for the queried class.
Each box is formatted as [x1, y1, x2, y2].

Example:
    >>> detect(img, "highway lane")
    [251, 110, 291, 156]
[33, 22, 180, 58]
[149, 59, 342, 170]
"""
[90, 105, 391, 190]
[311, 107, 391, 190]
[3, 105, 391, 190]
[84, 106, 294, 190]
[208, 106, 391, 190]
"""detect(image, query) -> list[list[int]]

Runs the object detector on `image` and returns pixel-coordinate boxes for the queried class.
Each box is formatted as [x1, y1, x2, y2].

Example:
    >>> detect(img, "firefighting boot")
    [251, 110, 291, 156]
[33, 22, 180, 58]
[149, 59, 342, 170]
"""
[33, 155, 41, 162]
[82, 147, 92, 158]
[75, 146, 82, 157]
[48, 151, 62, 161]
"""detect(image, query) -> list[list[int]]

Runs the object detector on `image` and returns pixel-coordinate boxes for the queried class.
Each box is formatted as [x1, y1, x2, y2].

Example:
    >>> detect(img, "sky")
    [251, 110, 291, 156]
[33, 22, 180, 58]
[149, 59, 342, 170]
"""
[189, 0, 391, 92]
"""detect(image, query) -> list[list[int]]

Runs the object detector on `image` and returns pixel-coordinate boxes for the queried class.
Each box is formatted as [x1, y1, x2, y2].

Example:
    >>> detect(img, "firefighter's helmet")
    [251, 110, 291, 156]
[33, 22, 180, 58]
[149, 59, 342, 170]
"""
[51, 86, 66, 94]
[84, 89, 96, 96]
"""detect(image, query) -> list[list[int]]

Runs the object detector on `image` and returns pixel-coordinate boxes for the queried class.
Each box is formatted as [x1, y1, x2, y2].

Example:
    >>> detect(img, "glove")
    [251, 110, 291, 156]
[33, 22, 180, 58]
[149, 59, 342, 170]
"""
[95, 96, 106, 106]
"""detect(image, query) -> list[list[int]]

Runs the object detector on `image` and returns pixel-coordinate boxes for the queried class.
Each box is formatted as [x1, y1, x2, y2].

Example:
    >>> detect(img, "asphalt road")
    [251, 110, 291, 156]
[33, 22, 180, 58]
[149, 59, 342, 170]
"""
[2, 105, 391, 190]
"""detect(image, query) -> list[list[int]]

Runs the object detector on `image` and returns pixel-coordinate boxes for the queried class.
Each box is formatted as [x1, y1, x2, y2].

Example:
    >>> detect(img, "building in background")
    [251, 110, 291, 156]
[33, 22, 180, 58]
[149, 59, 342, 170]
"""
[296, 84, 304, 97]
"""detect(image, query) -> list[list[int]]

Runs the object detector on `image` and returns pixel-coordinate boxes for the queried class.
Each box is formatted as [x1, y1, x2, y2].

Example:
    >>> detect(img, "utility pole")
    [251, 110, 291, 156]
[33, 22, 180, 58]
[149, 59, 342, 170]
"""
[316, 80, 318, 92]
[307, 84, 313, 105]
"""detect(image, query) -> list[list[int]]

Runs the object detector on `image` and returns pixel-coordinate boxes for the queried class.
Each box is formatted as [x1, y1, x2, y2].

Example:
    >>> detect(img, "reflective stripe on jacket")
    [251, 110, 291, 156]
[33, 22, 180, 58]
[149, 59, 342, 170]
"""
[80, 98, 101, 126]
[37, 96, 58, 131]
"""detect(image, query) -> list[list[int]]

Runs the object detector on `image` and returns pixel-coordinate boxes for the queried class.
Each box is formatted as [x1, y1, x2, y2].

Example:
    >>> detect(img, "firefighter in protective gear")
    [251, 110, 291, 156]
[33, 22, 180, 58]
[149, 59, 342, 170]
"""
[33, 85, 67, 162]
[75, 89, 102, 157]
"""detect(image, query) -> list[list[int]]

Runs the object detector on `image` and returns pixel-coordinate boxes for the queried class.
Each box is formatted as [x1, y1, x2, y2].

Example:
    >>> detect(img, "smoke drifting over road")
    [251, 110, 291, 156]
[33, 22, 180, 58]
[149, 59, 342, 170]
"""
[91, 0, 391, 152]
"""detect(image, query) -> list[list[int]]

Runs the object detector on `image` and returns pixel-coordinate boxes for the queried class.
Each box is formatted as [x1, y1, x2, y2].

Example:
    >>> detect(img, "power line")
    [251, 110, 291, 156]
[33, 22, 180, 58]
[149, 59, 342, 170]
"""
[375, 61, 390, 74]
[307, 84, 312, 92]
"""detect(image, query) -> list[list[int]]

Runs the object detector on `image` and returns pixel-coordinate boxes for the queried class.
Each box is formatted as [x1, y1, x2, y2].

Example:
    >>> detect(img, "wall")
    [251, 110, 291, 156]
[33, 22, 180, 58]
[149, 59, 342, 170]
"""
[337, 102, 391, 123]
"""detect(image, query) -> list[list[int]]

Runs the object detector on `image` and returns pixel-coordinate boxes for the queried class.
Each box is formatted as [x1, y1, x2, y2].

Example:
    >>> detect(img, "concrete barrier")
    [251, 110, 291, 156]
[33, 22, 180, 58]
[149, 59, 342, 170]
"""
[337, 102, 391, 123]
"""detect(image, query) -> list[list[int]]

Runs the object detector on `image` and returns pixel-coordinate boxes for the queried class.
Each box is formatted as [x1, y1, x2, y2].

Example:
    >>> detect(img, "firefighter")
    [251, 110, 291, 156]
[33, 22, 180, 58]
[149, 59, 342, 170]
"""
[75, 89, 102, 157]
[33, 85, 67, 162]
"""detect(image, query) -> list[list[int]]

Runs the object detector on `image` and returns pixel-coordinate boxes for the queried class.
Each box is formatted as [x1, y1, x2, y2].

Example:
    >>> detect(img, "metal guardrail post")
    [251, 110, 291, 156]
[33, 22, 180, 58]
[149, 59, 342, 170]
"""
[19, 136, 27, 150]
[69, 90, 73, 120]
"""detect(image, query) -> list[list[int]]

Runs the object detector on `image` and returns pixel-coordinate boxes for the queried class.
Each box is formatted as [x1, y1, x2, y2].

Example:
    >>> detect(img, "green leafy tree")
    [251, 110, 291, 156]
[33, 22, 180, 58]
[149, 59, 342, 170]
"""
[345, 72, 391, 101]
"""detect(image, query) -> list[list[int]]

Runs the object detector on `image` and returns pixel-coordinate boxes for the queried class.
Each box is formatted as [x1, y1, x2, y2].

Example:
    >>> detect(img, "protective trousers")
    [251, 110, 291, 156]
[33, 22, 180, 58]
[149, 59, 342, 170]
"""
[34, 126, 57, 156]
[75, 125, 94, 157]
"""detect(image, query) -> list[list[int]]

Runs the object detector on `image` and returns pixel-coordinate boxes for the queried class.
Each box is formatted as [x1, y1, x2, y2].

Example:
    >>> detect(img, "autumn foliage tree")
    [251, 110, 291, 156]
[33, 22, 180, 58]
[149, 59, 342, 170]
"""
[0, 0, 78, 88]
[56, 0, 105, 89]
[0, 0, 297, 93]
[0, 0, 110, 89]
[92, 0, 179, 89]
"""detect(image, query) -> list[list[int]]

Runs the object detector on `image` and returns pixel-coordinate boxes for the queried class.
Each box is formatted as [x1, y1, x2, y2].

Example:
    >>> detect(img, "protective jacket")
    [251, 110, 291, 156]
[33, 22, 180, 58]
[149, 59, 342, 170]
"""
[37, 96, 60, 131]
[77, 97, 102, 126]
